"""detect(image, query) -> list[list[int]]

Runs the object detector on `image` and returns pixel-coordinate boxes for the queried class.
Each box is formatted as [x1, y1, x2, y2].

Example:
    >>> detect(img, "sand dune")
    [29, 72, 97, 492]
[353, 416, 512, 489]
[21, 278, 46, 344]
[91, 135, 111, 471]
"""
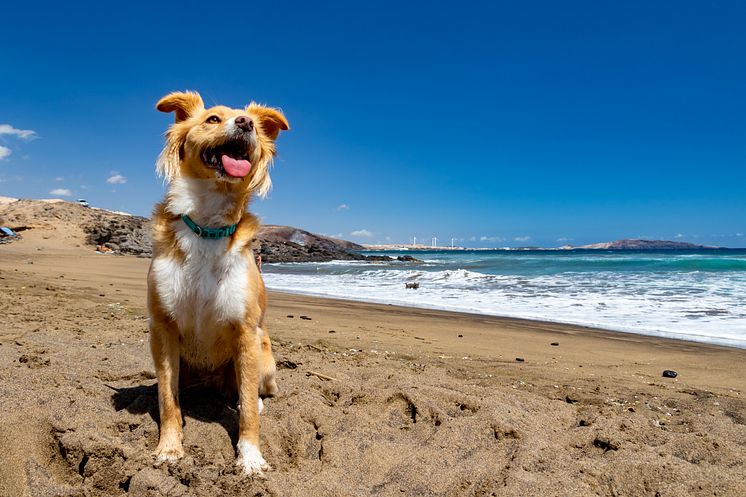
[1, 204, 745, 496]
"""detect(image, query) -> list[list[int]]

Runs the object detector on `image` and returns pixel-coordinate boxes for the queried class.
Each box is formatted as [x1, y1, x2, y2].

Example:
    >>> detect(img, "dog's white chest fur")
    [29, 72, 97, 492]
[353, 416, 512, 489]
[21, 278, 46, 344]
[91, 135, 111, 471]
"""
[152, 221, 249, 332]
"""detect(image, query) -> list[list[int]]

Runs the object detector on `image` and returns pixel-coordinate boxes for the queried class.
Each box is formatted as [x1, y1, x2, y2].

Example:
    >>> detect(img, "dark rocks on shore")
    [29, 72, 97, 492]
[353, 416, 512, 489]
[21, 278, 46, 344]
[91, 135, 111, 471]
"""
[256, 226, 422, 264]
[83, 215, 152, 258]
[258, 239, 364, 263]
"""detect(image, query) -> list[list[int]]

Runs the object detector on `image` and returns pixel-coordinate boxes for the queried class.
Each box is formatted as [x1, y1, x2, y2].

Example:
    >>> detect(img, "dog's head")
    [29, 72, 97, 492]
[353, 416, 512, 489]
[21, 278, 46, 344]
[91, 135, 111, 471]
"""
[156, 91, 289, 197]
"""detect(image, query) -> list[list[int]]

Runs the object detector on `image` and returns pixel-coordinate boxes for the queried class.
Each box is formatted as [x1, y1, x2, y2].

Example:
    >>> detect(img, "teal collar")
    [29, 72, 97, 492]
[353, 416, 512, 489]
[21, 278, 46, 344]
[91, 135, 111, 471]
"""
[181, 215, 237, 239]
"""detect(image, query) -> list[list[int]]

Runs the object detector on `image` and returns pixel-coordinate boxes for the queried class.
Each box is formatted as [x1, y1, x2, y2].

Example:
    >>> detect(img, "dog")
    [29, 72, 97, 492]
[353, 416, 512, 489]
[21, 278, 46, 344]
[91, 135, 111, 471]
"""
[147, 91, 288, 475]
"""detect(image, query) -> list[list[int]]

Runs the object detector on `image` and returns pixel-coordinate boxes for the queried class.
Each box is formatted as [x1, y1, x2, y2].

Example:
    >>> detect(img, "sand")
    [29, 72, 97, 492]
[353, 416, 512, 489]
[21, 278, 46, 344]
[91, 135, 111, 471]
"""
[1, 216, 745, 496]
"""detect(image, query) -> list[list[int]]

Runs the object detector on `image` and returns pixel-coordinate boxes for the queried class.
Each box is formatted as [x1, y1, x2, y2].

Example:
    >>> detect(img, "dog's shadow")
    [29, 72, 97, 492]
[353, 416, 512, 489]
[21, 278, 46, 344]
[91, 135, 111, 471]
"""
[110, 381, 240, 446]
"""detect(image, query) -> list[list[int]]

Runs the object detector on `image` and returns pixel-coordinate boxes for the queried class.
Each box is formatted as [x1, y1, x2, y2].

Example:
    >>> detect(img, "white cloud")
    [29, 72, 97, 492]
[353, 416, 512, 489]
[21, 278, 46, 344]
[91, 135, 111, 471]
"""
[735, 233, 743, 237]
[0, 146, 10, 160]
[336, 203, 350, 211]
[556, 237, 571, 242]
[674, 233, 684, 239]
[55, 176, 64, 181]
[480, 235, 505, 243]
[514, 236, 531, 242]
[49, 188, 73, 197]
[0, 124, 37, 140]
[351, 229, 373, 237]
[106, 173, 127, 184]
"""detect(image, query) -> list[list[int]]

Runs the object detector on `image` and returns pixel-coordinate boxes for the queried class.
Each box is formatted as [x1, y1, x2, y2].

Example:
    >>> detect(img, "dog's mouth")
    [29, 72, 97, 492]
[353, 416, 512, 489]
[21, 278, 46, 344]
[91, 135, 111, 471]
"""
[200, 140, 252, 178]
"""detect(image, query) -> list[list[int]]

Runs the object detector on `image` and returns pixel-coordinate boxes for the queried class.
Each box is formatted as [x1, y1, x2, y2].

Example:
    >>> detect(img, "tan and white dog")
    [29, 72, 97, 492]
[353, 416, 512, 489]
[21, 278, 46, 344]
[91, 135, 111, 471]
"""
[147, 91, 288, 475]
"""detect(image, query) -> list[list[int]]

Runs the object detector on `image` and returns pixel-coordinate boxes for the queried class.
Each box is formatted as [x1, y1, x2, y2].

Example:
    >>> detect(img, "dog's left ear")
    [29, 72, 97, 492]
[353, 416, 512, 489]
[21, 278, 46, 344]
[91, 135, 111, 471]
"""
[247, 103, 289, 141]
[156, 91, 205, 122]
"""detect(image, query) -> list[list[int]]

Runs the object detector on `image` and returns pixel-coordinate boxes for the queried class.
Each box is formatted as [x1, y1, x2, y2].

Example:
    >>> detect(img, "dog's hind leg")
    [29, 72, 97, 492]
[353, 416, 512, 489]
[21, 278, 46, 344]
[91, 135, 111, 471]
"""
[257, 326, 278, 398]
[150, 319, 184, 464]
[234, 325, 270, 475]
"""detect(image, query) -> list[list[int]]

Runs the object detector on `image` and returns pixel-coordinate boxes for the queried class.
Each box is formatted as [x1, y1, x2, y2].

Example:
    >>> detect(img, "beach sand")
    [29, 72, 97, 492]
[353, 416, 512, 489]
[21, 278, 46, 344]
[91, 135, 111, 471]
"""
[1, 221, 745, 496]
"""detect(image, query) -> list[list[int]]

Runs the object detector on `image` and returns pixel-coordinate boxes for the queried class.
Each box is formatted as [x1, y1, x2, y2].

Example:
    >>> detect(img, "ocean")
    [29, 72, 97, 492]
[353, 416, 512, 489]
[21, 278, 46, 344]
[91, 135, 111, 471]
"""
[262, 249, 746, 349]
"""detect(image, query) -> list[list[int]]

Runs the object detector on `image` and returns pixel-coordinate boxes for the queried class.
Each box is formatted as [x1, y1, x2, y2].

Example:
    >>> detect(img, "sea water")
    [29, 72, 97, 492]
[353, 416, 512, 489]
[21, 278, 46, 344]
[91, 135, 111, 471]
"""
[262, 249, 746, 348]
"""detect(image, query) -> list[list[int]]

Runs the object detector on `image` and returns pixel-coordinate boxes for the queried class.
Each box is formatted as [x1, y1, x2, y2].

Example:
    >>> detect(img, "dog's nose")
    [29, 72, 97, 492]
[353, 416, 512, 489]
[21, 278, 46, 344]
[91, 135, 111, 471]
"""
[235, 116, 254, 132]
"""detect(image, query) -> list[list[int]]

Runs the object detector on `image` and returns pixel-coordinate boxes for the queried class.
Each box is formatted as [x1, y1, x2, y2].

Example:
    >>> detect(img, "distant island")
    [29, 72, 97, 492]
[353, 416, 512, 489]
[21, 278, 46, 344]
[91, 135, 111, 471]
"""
[562, 239, 719, 250]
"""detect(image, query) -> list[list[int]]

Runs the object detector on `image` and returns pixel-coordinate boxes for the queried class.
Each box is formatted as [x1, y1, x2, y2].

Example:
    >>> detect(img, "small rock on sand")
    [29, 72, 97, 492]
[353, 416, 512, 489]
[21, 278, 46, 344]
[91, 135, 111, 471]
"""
[662, 370, 678, 378]
[515, 357, 525, 362]
[593, 437, 620, 451]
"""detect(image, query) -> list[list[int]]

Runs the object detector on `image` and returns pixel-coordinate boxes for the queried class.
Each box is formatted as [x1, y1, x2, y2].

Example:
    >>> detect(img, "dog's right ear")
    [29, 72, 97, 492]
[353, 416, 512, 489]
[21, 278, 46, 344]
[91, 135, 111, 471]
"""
[156, 91, 205, 122]
[156, 91, 203, 180]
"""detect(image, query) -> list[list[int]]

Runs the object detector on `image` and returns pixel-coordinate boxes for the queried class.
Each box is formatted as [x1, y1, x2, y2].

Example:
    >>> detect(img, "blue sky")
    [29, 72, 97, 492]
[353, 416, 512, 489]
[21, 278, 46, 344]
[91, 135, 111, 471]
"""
[1, 1, 745, 247]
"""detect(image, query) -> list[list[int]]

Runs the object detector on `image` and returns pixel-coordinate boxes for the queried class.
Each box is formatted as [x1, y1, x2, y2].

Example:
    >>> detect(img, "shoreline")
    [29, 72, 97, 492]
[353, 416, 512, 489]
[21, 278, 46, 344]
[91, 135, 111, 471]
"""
[264, 285, 746, 351]
[267, 289, 745, 353]
[261, 249, 746, 352]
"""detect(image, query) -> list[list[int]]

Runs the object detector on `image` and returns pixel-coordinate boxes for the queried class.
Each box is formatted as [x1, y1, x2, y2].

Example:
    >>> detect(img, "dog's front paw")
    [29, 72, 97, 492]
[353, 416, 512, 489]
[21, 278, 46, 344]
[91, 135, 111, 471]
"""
[236, 440, 271, 476]
[154, 441, 185, 466]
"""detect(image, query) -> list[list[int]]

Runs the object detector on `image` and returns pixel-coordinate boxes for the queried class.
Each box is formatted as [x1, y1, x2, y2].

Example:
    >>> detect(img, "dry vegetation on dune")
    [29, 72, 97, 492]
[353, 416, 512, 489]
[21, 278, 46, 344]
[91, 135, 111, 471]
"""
[1, 199, 745, 496]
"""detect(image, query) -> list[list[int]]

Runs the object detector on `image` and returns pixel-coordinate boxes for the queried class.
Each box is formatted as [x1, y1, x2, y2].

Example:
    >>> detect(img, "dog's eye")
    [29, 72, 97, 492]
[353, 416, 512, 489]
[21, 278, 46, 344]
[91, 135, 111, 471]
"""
[205, 115, 221, 124]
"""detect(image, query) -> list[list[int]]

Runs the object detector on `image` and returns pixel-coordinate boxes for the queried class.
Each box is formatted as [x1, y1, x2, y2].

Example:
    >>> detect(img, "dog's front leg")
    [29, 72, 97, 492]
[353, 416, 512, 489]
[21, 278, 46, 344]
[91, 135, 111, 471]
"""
[234, 325, 270, 475]
[150, 319, 184, 463]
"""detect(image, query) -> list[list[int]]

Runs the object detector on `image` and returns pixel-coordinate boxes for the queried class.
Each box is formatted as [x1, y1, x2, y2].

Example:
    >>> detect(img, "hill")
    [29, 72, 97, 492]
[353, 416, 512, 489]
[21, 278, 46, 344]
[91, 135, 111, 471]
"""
[256, 225, 370, 263]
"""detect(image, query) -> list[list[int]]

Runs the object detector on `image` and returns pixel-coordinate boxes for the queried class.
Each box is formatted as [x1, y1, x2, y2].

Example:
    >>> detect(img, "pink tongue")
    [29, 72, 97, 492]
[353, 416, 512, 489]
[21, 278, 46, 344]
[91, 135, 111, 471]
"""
[221, 155, 252, 177]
